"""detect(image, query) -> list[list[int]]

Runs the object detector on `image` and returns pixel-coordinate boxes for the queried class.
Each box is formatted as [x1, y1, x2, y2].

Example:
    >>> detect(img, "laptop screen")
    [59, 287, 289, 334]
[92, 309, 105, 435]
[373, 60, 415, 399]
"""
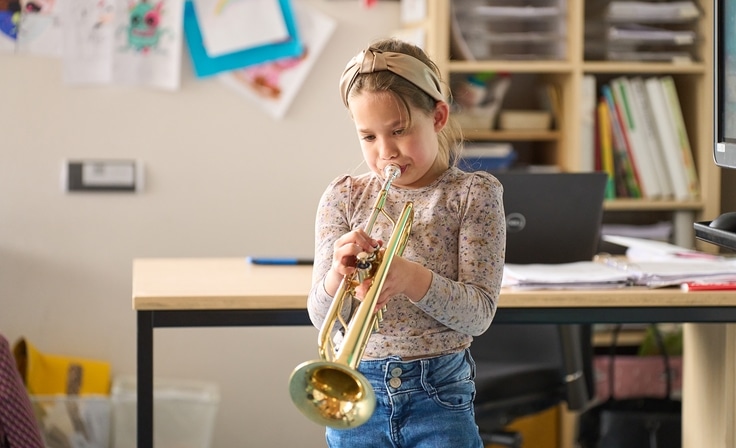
[492, 172, 608, 264]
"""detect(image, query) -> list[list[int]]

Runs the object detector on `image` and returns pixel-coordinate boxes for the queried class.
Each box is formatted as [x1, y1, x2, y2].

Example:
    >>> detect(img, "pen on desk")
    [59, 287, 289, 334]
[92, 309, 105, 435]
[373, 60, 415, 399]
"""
[247, 257, 313, 266]
[681, 281, 736, 292]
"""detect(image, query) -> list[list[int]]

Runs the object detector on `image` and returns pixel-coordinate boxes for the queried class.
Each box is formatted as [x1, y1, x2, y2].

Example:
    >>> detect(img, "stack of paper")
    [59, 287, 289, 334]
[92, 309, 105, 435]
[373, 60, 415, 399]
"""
[605, 1, 700, 22]
[503, 258, 736, 290]
[598, 235, 736, 287]
[503, 261, 632, 290]
[602, 235, 723, 261]
[601, 257, 736, 288]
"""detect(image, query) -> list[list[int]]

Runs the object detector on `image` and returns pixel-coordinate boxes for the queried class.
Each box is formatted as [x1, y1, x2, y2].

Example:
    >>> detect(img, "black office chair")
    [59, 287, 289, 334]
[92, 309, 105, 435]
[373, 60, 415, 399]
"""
[471, 323, 594, 447]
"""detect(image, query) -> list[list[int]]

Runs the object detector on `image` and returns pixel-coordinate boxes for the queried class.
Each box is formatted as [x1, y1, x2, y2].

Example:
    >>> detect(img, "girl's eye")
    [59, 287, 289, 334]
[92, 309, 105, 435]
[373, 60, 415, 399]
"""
[362, 135, 375, 142]
[394, 128, 405, 136]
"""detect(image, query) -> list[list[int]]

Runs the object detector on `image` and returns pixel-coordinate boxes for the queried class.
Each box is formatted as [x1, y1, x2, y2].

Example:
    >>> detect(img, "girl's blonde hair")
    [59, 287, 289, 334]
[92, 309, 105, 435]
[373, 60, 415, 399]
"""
[343, 38, 464, 168]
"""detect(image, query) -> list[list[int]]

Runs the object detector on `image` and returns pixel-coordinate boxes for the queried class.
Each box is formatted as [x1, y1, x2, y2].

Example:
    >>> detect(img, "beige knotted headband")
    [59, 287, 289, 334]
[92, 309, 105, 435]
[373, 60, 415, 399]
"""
[339, 47, 445, 108]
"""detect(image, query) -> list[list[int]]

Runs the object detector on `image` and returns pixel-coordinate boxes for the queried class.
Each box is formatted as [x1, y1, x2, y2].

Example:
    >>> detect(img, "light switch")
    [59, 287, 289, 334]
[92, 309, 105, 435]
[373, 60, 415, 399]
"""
[65, 159, 143, 192]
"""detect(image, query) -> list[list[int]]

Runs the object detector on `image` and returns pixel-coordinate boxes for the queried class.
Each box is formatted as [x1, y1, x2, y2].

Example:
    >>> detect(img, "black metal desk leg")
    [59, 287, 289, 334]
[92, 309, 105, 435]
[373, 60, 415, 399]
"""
[137, 311, 154, 448]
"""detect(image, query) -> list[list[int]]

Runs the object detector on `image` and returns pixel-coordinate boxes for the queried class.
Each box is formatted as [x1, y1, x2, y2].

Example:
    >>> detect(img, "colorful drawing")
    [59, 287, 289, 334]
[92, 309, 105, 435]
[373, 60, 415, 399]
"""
[213, 0, 235, 15]
[64, 0, 115, 57]
[232, 50, 307, 99]
[0, 0, 61, 55]
[0, 1, 20, 40]
[20, 0, 55, 13]
[122, 0, 166, 52]
[0, 0, 53, 41]
[219, 3, 335, 118]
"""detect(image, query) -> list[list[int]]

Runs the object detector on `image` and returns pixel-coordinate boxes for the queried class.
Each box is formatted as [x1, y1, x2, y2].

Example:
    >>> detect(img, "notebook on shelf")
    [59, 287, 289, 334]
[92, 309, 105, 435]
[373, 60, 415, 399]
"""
[492, 171, 608, 264]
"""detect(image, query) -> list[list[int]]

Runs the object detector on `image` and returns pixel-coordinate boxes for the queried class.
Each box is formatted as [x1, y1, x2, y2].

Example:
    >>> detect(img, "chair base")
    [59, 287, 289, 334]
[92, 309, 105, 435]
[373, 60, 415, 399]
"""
[480, 429, 523, 448]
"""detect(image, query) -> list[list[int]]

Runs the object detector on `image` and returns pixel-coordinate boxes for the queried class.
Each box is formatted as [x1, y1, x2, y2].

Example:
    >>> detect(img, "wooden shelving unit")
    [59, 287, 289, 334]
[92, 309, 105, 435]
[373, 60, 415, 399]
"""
[406, 0, 721, 250]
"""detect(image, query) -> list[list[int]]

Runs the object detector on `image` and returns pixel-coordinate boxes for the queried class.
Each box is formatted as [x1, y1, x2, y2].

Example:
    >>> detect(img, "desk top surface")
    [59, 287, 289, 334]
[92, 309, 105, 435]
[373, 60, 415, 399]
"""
[132, 258, 736, 311]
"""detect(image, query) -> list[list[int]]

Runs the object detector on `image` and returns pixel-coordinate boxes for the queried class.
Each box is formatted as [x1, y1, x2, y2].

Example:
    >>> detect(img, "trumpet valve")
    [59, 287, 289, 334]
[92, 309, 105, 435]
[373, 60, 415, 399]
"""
[356, 251, 373, 270]
[373, 308, 386, 331]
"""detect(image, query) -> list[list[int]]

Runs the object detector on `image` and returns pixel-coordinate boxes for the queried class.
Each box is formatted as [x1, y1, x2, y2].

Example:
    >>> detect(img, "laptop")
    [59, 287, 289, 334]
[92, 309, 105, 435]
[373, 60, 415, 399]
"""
[491, 171, 608, 264]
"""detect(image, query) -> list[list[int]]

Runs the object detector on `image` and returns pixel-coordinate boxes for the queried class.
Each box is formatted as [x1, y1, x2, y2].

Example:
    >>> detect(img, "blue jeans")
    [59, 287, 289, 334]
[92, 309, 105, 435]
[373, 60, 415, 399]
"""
[325, 349, 484, 448]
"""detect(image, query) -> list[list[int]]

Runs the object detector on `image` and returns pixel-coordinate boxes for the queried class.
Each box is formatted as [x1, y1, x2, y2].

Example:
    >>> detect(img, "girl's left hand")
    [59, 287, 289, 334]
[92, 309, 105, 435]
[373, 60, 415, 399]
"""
[355, 255, 424, 312]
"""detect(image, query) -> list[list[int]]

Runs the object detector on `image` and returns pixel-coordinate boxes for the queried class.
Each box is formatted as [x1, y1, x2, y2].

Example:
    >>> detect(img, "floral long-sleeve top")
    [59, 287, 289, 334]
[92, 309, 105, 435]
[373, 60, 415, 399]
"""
[307, 167, 506, 360]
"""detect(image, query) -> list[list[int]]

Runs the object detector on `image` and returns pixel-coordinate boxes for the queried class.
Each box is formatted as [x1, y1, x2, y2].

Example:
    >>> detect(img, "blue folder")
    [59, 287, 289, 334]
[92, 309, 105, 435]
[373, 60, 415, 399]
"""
[183, 0, 303, 78]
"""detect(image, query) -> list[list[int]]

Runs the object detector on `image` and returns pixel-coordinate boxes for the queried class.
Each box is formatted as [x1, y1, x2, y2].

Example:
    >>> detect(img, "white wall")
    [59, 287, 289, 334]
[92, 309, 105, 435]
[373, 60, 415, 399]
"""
[0, 1, 401, 446]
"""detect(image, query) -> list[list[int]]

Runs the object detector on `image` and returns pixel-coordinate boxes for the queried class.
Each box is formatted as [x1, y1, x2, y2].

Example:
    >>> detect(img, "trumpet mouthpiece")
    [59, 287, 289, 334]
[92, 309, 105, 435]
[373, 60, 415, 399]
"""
[384, 164, 401, 181]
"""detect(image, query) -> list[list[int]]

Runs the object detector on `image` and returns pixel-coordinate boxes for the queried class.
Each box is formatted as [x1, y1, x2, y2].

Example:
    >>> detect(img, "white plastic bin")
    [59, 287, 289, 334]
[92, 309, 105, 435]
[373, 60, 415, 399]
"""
[111, 376, 219, 448]
[31, 395, 112, 448]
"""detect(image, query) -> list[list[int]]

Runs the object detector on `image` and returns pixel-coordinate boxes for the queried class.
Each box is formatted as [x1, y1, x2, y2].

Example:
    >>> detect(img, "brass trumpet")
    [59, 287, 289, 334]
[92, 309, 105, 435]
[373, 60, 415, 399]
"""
[289, 164, 414, 429]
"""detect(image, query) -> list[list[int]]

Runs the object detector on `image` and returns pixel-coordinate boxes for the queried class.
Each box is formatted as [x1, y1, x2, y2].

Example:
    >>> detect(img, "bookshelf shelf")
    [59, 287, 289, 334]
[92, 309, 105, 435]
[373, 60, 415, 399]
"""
[464, 130, 562, 142]
[604, 198, 704, 211]
[448, 60, 572, 73]
[582, 61, 707, 74]
[417, 0, 720, 250]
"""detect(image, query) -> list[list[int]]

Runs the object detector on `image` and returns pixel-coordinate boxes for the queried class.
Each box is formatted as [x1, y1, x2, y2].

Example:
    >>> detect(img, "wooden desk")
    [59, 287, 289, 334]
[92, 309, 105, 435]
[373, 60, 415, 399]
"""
[133, 258, 736, 448]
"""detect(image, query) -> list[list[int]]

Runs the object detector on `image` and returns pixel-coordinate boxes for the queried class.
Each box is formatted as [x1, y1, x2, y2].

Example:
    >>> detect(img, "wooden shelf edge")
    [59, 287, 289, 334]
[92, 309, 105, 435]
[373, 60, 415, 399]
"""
[583, 61, 707, 75]
[463, 130, 561, 142]
[448, 60, 571, 73]
[448, 61, 706, 75]
[604, 198, 704, 211]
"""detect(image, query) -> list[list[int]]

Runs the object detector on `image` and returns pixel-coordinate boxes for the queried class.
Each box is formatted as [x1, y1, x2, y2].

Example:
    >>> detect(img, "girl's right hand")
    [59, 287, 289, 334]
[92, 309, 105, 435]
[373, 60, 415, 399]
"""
[331, 229, 380, 277]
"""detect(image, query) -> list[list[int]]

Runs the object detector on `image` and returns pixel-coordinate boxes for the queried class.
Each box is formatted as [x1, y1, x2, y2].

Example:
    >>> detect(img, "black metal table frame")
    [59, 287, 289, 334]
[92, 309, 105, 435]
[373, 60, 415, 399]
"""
[137, 306, 736, 448]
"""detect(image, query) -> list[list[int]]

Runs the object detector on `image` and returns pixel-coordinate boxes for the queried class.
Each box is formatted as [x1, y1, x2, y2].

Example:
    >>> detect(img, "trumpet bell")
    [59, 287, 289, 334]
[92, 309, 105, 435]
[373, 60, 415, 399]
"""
[289, 359, 376, 429]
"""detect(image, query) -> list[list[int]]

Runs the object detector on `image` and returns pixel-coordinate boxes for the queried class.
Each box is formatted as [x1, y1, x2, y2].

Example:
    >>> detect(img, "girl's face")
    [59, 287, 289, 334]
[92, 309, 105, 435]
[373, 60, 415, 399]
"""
[349, 91, 448, 189]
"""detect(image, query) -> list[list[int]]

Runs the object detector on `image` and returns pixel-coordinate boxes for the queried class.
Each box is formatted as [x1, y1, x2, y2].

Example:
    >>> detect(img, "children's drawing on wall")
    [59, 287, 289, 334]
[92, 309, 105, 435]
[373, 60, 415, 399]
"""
[0, 0, 62, 56]
[62, 0, 183, 90]
[61, 0, 116, 84]
[229, 50, 307, 99]
[112, 0, 182, 89]
[193, 0, 287, 57]
[0, 0, 20, 51]
[119, 0, 169, 53]
[219, 3, 335, 119]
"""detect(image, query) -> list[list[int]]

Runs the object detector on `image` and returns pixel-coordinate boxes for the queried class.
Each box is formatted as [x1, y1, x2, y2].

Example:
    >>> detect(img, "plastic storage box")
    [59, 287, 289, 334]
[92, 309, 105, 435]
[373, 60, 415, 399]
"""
[31, 395, 112, 448]
[594, 355, 683, 401]
[111, 376, 220, 448]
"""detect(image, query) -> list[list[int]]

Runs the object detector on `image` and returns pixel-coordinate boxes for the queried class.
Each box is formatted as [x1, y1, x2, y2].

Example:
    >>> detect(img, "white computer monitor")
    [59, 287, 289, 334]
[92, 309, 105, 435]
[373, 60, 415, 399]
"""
[715, 0, 736, 169]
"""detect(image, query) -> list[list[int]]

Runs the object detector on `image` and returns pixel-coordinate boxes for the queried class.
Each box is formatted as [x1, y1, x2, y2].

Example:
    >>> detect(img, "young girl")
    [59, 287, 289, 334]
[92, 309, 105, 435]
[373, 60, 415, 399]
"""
[306, 38, 506, 447]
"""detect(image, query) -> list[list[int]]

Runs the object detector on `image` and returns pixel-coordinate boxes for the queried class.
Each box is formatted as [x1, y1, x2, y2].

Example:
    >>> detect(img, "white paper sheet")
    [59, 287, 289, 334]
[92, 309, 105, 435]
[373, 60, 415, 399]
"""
[61, 0, 117, 84]
[15, 11, 62, 56]
[219, 3, 335, 118]
[194, 0, 287, 57]
[63, 0, 184, 90]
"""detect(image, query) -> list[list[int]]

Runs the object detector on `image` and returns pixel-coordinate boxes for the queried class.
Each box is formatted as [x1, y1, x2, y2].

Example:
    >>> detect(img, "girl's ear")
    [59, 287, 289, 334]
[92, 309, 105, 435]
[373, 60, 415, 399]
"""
[433, 101, 450, 132]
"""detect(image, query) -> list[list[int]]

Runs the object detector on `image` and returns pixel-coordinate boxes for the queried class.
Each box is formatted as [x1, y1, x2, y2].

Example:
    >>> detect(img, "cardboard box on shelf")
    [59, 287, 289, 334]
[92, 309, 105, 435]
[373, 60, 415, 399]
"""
[499, 110, 552, 131]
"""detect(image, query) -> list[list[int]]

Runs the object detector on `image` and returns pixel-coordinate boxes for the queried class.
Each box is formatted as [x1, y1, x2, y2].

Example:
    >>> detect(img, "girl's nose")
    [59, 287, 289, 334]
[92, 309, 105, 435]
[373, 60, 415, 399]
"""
[378, 142, 399, 160]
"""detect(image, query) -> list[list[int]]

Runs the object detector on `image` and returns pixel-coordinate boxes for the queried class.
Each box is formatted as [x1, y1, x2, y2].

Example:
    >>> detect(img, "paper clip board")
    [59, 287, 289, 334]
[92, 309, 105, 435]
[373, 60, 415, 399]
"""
[183, 0, 303, 78]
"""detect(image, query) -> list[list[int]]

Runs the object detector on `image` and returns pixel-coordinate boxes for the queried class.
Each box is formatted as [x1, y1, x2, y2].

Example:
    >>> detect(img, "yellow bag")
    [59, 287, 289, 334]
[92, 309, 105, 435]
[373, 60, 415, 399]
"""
[12, 338, 111, 395]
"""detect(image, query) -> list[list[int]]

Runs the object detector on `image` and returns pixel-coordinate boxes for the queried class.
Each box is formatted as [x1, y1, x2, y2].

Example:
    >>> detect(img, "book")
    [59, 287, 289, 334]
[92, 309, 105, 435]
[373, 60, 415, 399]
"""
[659, 76, 700, 198]
[580, 75, 597, 172]
[458, 143, 517, 172]
[610, 77, 662, 198]
[597, 97, 617, 199]
[602, 84, 642, 198]
[628, 77, 674, 198]
[644, 77, 693, 200]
